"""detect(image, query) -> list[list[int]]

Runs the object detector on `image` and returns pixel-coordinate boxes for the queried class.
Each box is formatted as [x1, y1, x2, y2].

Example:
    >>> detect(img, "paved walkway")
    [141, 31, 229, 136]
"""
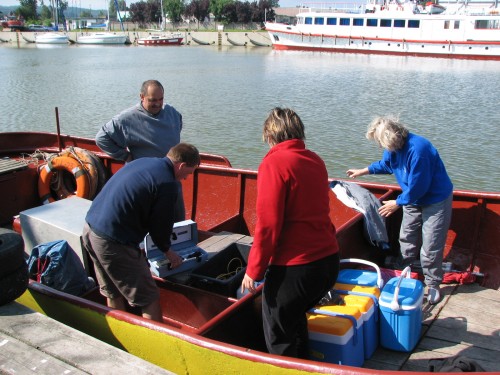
[0, 301, 175, 375]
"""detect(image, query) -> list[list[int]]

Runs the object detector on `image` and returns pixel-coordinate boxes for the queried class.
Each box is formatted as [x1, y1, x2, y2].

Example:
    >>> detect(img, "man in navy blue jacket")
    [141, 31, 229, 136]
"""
[82, 143, 199, 321]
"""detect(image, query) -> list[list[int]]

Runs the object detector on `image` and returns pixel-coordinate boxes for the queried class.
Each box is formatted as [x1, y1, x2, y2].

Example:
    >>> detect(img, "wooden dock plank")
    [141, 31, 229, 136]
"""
[365, 282, 500, 372]
[403, 283, 500, 372]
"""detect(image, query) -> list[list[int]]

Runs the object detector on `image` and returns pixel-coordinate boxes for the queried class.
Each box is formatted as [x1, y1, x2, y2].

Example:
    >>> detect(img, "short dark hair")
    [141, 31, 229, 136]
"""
[167, 143, 200, 167]
[141, 80, 164, 95]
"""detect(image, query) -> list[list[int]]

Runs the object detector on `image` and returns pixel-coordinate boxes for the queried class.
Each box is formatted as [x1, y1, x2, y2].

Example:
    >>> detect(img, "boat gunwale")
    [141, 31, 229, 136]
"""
[21, 281, 382, 375]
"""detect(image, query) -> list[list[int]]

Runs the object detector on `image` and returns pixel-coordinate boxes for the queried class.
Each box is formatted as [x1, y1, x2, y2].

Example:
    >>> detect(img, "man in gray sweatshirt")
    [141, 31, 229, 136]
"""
[96, 80, 186, 221]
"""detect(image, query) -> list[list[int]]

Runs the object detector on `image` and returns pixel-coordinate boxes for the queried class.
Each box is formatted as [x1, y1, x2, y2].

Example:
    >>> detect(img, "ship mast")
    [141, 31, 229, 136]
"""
[160, 0, 165, 30]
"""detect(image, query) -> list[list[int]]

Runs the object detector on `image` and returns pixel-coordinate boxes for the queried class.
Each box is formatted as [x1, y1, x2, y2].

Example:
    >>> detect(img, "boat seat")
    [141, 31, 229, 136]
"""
[0, 158, 28, 175]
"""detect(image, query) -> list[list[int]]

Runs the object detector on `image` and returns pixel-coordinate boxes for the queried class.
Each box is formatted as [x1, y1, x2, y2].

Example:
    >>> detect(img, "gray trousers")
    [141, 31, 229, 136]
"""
[399, 193, 453, 287]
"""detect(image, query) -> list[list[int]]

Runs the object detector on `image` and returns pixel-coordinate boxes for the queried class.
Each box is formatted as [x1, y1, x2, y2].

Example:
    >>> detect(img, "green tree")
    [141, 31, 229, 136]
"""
[40, 4, 52, 20]
[109, 0, 126, 20]
[129, 0, 160, 25]
[184, 0, 210, 27]
[256, 0, 274, 22]
[235, 1, 251, 23]
[209, 0, 233, 22]
[18, 0, 38, 21]
[129, 1, 147, 26]
[220, 1, 237, 23]
[164, 0, 185, 24]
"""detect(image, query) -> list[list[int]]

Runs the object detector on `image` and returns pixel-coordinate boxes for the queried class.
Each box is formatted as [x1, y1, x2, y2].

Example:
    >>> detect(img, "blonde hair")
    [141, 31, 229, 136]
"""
[366, 115, 409, 151]
[262, 107, 305, 146]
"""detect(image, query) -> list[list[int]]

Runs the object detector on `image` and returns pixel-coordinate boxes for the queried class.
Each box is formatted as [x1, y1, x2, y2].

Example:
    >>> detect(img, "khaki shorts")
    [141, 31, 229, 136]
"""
[82, 223, 159, 307]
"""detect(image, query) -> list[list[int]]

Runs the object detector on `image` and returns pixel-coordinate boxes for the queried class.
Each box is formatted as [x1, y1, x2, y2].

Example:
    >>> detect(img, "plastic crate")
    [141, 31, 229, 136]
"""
[190, 242, 251, 297]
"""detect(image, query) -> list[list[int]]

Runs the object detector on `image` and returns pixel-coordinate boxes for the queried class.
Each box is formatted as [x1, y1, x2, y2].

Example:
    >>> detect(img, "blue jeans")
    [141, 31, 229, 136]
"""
[399, 193, 453, 287]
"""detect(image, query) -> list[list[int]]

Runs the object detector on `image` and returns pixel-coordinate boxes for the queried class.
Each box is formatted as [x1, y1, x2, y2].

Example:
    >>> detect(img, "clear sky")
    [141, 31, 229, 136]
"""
[1, 0, 303, 9]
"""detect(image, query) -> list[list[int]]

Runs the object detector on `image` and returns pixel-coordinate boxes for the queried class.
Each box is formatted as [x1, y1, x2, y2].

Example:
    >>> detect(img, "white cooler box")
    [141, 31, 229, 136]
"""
[144, 220, 207, 278]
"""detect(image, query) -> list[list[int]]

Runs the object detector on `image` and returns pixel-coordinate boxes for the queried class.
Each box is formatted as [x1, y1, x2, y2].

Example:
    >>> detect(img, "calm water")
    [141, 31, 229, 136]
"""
[1, 44, 499, 192]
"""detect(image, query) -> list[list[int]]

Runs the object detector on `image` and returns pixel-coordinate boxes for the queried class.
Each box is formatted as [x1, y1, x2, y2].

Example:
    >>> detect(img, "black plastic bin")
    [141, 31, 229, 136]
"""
[190, 242, 251, 297]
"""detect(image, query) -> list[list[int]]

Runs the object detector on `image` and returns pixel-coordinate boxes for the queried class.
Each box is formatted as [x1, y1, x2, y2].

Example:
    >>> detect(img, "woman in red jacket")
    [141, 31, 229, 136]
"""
[241, 108, 340, 358]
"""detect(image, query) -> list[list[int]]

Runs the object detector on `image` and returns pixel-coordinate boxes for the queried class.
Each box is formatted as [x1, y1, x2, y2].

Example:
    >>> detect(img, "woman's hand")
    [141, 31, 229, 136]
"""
[346, 167, 369, 178]
[378, 200, 400, 217]
[241, 273, 256, 294]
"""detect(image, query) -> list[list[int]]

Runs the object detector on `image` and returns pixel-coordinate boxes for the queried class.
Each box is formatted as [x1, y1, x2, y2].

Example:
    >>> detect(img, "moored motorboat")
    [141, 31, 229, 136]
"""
[76, 32, 130, 45]
[137, 32, 183, 46]
[265, 0, 500, 60]
[1, 130, 499, 374]
[35, 33, 70, 44]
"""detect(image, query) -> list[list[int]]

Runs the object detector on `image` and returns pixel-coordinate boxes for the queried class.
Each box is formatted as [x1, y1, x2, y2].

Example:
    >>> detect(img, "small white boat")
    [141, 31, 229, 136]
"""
[35, 33, 69, 44]
[425, 2, 446, 14]
[76, 33, 129, 45]
[137, 33, 183, 46]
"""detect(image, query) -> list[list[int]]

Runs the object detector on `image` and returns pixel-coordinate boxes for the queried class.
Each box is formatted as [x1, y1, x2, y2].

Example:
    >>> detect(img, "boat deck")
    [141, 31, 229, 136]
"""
[200, 233, 500, 373]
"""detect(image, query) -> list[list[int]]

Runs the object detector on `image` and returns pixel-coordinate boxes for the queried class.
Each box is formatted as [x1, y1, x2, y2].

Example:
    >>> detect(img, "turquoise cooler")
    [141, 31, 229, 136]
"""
[379, 267, 424, 352]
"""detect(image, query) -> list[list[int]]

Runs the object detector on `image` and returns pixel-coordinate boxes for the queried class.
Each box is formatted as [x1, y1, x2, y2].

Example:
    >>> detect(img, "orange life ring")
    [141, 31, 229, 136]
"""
[38, 156, 90, 204]
[54, 147, 107, 200]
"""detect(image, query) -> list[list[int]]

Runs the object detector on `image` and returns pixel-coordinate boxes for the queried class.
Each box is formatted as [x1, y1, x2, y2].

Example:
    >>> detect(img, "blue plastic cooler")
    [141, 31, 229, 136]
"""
[379, 266, 424, 352]
[337, 258, 384, 289]
[308, 305, 365, 367]
[335, 258, 383, 359]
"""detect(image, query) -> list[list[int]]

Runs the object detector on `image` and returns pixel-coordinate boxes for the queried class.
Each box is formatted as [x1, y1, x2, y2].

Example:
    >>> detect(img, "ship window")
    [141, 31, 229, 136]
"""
[474, 19, 500, 29]
[475, 20, 488, 29]
[444, 20, 450, 29]
[305, 17, 313, 25]
[340, 18, 351, 26]
[408, 20, 420, 28]
[454, 20, 460, 29]
[394, 19, 405, 28]
[353, 18, 364, 26]
[315, 17, 325, 25]
[380, 19, 392, 27]
[327, 17, 337, 25]
[367, 18, 377, 27]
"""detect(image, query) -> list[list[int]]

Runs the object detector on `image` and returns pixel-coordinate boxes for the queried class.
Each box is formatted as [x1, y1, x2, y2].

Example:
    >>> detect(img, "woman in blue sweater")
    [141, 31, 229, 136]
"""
[347, 116, 453, 304]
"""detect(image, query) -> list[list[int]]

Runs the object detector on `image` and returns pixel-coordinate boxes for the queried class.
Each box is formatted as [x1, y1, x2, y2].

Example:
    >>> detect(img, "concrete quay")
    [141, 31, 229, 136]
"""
[0, 301, 174, 375]
[0, 30, 272, 47]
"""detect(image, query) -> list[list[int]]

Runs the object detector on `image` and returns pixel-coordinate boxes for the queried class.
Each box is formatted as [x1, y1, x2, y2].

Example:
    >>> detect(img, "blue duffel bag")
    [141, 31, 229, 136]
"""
[27, 240, 94, 296]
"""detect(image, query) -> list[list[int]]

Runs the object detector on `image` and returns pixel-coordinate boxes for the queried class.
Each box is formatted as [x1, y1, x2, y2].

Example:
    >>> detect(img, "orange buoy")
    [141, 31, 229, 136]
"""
[38, 155, 90, 204]
[55, 147, 107, 200]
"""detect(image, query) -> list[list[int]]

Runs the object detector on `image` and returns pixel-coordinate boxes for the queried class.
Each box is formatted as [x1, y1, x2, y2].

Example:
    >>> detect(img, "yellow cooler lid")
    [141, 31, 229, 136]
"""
[342, 294, 374, 312]
[307, 305, 361, 335]
[335, 282, 381, 298]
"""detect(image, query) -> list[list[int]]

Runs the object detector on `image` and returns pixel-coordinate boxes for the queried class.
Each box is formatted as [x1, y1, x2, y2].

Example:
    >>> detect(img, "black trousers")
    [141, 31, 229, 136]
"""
[262, 253, 340, 358]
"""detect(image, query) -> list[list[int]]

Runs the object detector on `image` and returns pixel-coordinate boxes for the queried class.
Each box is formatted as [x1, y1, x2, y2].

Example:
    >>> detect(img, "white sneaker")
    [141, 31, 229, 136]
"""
[428, 286, 441, 305]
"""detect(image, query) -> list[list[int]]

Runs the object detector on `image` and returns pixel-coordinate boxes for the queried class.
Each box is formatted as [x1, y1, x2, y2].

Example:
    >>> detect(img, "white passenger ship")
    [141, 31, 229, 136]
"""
[266, 0, 500, 60]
